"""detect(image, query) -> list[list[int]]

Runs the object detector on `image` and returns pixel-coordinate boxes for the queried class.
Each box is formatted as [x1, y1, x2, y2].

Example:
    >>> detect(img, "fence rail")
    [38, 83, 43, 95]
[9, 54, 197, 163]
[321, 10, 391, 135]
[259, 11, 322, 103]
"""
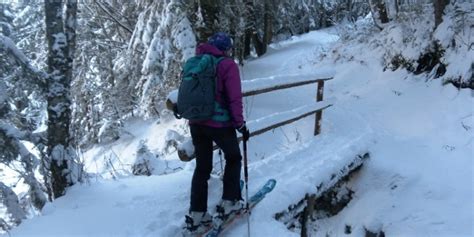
[166, 74, 334, 161]
[242, 77, 333, 97]
[177, 101, 332, 161]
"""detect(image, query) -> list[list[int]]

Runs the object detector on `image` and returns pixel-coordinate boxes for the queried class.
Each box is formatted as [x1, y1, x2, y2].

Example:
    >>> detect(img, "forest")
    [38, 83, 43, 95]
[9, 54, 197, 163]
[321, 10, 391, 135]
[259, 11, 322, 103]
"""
[1, 0, 472, 236]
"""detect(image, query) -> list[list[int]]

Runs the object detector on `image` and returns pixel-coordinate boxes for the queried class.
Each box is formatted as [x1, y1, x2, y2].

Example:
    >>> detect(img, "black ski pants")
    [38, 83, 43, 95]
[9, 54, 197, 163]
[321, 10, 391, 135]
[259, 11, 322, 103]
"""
[189, 124, 242, 212]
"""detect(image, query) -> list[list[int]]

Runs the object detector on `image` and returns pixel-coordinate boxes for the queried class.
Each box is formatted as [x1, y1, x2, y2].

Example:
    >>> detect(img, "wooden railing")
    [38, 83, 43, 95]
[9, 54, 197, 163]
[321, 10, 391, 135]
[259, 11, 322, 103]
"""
[166, 72, 334, 161]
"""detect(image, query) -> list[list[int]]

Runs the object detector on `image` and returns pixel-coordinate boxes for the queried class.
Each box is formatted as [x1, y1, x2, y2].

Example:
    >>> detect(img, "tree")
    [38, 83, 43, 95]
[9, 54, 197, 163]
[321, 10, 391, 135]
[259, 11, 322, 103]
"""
[370, 0, 390, 30]
[0, 182, 25, 231]
[241, 0, 273, 57]
[216, 0, 246, 63]
[243, 0, 256, 57]
[1, 30, 47, 230]
[196, 0, 219, 42]
[262, 0, 273, 50]
[44, 0, 80, 200]
[434, 0, 450, 28]
[252, 0, 273, 56]
[70, 1, 140, 147]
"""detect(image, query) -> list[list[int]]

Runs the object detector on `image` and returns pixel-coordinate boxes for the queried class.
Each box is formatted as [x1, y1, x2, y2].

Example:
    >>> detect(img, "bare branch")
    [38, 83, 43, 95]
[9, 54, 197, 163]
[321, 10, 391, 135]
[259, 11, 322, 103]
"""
[94, 0, 133, 34]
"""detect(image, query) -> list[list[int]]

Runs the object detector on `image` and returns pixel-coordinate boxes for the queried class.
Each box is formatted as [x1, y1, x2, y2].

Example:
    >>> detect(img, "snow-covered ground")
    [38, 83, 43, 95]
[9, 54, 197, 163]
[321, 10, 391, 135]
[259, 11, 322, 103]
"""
[5, 24, 473, 237]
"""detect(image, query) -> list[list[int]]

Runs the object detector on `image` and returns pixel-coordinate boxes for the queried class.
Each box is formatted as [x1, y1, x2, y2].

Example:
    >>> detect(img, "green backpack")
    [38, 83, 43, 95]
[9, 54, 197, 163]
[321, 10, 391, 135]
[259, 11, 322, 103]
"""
[176, 54, 230, 122]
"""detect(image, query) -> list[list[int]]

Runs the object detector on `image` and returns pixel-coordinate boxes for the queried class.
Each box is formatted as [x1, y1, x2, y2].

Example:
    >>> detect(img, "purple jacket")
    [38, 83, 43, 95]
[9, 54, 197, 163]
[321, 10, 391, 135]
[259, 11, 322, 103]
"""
[190, 43, 244, 128]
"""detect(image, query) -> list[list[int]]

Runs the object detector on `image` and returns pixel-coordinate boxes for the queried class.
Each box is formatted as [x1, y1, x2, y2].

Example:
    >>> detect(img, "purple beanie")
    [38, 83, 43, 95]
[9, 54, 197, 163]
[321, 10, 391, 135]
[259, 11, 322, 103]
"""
[208, 32, 233, 51]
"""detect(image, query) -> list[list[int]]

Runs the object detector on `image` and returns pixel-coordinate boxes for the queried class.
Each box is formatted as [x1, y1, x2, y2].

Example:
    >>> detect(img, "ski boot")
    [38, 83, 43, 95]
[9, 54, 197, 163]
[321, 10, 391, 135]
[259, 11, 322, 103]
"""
[213, 199, 245, 226]
[182, 211, 212, 236]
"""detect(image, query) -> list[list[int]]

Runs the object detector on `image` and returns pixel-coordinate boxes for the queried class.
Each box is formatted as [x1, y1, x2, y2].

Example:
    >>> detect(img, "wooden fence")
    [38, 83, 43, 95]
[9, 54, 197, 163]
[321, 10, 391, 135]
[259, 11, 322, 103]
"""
[166, 73, 334, 161]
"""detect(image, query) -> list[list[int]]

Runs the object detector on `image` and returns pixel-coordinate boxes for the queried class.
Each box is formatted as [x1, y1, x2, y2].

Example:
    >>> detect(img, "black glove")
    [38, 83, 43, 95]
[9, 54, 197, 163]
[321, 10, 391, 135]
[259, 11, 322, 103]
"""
[237, 123, 250, 141]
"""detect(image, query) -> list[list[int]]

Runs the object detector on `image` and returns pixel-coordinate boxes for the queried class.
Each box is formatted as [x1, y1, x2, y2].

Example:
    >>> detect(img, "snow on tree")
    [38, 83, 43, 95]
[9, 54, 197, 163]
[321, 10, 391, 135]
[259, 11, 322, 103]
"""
[132, 140, 155, 176]
[64, 0, 372, 150]
[69, 2, 139, 147]
[118, 0, 195, 118]
[12, 2, 47, 71]
[0, 4, 13, 37]
[1, 12, 48, 225]
[132, 140, 169, 176]
[0, 182, 26, 231]
[0, 104, 46, 230]
[434, 1, 473, 89]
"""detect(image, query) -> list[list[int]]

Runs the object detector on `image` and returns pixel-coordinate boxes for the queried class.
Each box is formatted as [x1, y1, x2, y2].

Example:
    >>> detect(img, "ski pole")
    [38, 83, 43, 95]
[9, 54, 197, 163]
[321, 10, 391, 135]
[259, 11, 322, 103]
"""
[219, 149, 224, 177]
[243, 136, 250, 237]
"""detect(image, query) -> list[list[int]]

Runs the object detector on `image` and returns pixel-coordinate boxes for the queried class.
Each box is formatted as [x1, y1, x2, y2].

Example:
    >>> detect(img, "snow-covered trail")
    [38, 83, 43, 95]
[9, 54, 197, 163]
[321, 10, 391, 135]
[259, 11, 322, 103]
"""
[242, 31, 338, 79]
[7, 27, 473, 237]
[7, 30, 375, 237]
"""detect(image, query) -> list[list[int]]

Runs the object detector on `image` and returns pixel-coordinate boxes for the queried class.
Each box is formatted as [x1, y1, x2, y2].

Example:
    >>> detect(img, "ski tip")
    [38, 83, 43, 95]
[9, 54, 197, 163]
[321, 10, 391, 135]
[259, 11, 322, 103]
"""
[267, 178, 277, 187]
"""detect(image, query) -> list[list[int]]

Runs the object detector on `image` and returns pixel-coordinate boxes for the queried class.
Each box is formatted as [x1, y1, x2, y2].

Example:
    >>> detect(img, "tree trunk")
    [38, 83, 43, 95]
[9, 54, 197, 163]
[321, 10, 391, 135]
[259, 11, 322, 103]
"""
[243, 0, 254, 58]
[394, 0, 399, 18]
[370, 0, 389, 29]
[252, 34, 265, 56]
[246, 0, 265, 56]
[65, 0, 77, 85]
[262, 0, 273, 49]
[434, 0, 450, 29]
[197, 0, 218, 42]
[44, 0, 76, 200]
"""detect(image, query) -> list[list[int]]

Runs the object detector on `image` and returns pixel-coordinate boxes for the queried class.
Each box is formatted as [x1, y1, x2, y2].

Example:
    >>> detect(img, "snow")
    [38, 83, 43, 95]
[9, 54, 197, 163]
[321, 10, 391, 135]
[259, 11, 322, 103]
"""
[0, 121, 24, 140]
[318, 65, 473, 236]
[52, 33, 66, 55]
[242, 71, 335, 94]
[247, 101, 332, 131]
[177, 137, 193, 158]
[167, 89, 178, 103]
[0, 182, 25, 226]
[0, 35, 37, 73]
[433, 6, 474, 83]
[6, 16, 473, 237]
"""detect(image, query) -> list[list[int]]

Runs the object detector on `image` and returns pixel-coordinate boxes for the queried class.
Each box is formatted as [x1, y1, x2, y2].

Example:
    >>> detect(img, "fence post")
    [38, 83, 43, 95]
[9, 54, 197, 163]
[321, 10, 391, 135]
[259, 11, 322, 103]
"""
[301, 194, 316, 237]
[314, 80, 325, 136]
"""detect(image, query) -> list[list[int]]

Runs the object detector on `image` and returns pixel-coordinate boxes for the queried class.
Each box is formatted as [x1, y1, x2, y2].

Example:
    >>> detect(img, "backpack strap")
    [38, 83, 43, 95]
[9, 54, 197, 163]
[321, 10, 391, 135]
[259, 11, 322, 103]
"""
[213, 56, 225, 92]
[212, 56, 231, 122]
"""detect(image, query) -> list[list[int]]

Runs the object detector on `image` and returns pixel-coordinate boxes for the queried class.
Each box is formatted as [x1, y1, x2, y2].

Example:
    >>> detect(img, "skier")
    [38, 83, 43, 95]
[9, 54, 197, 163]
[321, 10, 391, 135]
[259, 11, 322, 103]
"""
[183, 32, 250, 235]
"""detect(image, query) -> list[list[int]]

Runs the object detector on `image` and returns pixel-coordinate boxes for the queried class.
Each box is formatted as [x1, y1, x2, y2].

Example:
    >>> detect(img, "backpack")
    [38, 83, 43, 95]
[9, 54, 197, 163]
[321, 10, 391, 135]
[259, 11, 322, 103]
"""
[176, 54, 229, 121]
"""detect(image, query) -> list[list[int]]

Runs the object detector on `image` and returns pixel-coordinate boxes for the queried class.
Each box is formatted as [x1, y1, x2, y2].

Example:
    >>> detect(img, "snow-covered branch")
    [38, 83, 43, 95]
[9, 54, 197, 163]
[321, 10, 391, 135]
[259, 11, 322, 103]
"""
[0, 34, 47, 86]
[0, 121, 45, 155]
[0, 182, 26, 228]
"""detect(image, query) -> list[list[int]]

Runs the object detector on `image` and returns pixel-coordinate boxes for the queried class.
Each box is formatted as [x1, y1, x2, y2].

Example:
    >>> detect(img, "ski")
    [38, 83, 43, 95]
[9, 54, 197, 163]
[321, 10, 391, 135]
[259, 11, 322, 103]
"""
[203, 179, 277, 237]
[181, 180, 246, 237]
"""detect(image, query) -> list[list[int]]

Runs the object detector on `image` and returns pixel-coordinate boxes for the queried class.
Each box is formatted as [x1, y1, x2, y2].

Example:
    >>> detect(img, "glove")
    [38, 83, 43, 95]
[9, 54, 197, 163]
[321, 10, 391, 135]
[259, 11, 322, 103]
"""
[237, 123, 250, 141]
